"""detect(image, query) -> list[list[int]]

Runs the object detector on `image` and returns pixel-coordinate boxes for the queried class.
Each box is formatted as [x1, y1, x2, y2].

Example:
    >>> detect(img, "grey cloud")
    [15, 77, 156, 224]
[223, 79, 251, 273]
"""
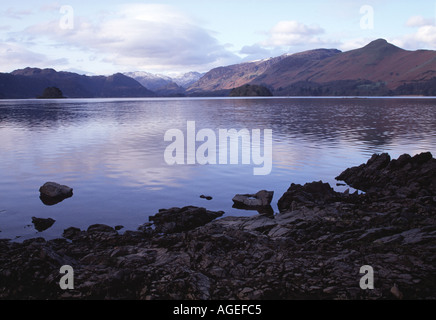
[0, 43, 68, 72]
[23, 4, 240, 72]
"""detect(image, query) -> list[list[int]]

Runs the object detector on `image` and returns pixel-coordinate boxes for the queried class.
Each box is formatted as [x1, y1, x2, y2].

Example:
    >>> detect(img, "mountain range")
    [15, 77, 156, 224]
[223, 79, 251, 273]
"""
[0, 68, 155, 99]
[1, 39, 435, 99]
[188, 39, 436, 96]
[123, 71, 204, 96]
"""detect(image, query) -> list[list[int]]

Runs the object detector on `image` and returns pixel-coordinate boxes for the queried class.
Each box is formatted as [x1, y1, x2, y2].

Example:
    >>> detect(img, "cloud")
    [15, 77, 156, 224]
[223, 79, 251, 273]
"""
[406, 15, 434, 28]
[239, 43, 275, 61]
[262, 21, 325, 47]
[2, 7, 33, 19]
[338, 37, 374, 52]
[401, 25, 436, 48]
[239, 43, 294, 63]
[393, 15, 436, 50]
[240, 44, 271, 56]
[0, 42, 68, 71]
[39, 2, 62, 13]
[24, 4, 239, 72]
[238, 20, 331, 61]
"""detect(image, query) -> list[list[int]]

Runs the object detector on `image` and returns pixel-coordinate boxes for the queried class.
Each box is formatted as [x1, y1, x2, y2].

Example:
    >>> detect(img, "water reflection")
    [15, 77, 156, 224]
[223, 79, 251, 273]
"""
[0, 97, 435, 240]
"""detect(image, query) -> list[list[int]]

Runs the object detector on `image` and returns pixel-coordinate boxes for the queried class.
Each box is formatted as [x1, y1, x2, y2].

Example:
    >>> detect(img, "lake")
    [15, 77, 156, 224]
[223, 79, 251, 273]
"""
[0, 97, 435, 240]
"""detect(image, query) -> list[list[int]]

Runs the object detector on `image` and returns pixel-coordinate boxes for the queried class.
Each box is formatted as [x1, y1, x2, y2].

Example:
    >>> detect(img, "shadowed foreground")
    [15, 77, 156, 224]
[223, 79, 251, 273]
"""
[0, 153, 435, 300]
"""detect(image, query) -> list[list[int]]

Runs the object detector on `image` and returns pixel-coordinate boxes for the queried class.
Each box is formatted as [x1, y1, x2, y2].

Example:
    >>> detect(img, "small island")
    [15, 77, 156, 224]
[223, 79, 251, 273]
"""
[37, 87, 66, 99]
[229, 84, 273, 97]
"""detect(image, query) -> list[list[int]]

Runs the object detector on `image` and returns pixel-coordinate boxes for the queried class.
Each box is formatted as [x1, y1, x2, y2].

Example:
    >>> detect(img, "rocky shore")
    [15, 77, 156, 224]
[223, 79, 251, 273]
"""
[0, 153, 435, 300]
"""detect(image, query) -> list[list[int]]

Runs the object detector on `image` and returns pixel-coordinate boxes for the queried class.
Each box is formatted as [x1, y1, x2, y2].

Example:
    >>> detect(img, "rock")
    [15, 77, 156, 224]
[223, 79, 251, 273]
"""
[336, 152, 436, 195]
[31, 217, 55, 232]
[0, 152, 435, 300]
[277, 181, 337, 212]
[39, 182, 73, 198]
[149, 206, 224, 233]
[87, 224, 118, 235]
[200, 195, 213, 200]
[39, 182, 73, 205]
[62, 227, 82, 240]
[232, 190, 274, 208]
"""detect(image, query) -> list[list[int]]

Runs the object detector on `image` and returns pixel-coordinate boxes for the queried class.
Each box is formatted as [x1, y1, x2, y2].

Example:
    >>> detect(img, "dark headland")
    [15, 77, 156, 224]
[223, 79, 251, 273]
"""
[0, 152, 435, 300]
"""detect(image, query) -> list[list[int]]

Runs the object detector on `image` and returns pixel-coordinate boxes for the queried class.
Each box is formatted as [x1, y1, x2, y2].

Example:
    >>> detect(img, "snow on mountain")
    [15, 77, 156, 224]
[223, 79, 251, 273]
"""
[124, 71, 204, 91]
[170, 72, 204, 88]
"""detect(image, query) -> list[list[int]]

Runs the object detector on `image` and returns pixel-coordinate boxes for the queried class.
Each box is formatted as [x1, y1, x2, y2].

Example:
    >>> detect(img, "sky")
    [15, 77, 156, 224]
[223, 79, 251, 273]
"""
[1, 0, 436, 75]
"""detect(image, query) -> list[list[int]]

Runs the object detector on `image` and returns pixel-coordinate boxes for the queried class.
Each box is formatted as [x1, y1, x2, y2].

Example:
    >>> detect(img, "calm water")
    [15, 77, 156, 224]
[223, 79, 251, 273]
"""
[1, 97, 435, 240]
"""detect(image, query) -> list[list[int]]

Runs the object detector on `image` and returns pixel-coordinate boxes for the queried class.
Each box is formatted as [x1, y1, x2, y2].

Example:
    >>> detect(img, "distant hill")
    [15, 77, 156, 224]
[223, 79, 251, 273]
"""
[0, 68, 155, 99]
[123, 71, 182, 96]
[3, 39, 436, 98]
[188, 54, 295, 93]
[187, 39, 436, 96]
[124, 71, 204, 96]
[171, 71, 205, 88]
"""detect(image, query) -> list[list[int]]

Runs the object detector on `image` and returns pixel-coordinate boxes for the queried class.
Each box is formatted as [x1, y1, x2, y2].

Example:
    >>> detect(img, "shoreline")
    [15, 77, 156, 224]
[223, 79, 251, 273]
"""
[0, 152, 435, 300]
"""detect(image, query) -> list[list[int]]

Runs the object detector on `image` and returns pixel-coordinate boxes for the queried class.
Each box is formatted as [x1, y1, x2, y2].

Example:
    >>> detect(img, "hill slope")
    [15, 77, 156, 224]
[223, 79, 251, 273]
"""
[0, 68, 155, 99]
[188, 39, 436, 96]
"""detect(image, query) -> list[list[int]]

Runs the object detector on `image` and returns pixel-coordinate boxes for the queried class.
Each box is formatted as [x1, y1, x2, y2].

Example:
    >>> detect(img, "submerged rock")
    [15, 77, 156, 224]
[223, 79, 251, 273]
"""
[39, 182, 73, 206]
[31, 217, 55, 232]
[200, 195, 213, 200]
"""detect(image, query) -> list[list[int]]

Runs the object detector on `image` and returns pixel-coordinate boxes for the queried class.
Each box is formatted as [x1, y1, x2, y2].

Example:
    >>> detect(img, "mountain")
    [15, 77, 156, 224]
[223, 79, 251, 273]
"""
[124, 71, 178, 93]
[188, 54, 294, 93]
[187, 39, 436, 96]
[3, 39, 436, 98]
[124, 71, 204, 96]
[171, 72, 204, 88]
[0, 68, 155, 99]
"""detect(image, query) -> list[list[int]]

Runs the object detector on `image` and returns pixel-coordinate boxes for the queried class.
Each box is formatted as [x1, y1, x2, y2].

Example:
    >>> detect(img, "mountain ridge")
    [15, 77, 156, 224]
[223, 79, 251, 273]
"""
[124, 71, 204, 96]
[188, 39, 436, 96]
[1, 68, 155, 99]
[1, 39, 436, 98]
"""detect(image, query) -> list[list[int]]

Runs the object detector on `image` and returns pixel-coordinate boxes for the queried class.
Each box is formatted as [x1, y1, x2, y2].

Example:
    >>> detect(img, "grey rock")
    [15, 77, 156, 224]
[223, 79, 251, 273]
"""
[232, 190, 274, 207]
[277, 181, 337, 212]
[336, 152, 436, 195]
[39, 182, 73, 198]
[39, 182, 73, 205]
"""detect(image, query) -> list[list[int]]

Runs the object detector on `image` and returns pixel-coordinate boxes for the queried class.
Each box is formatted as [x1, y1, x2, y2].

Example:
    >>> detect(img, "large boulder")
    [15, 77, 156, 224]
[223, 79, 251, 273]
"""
[232, 190, 274, 208]
[39, 182, 73, 205]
